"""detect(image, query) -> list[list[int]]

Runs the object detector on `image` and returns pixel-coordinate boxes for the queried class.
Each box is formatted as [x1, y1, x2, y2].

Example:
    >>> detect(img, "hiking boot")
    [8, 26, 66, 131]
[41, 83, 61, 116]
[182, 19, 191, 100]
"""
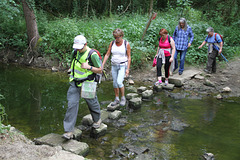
[92, 119, 102, 129]
[62, 132, 74, 140]
[120, 96, 126, 106]
[155, 80, 162, 86]
[111, 98, 119, 106]
[164, 80, 168, 86]
[179, 72, 183, 75]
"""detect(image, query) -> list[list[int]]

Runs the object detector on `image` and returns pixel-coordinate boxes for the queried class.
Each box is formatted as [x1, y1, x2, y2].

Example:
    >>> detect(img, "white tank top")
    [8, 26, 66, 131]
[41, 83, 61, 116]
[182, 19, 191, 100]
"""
[111, 40, 128, 65]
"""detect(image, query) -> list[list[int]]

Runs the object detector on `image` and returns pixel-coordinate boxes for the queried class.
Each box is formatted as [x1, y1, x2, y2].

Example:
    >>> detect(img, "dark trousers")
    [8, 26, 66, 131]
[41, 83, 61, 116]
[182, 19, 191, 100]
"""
[206, 50, 218, 72]
[157, 56, 171, 78]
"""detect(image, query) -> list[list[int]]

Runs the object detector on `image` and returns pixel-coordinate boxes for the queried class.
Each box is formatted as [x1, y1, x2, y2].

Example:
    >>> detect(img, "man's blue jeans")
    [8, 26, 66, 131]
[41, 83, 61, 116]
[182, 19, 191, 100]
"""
[174, 49, 187, 73]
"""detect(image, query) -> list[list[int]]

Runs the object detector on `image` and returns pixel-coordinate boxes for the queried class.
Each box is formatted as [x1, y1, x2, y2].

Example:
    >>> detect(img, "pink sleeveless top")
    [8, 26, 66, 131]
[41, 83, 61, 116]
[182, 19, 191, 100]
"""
[159, 35, 171, 57]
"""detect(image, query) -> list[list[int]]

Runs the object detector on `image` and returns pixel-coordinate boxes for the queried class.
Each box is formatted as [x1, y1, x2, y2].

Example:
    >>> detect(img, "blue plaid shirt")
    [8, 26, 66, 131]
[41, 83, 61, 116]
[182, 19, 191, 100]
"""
[173, 25, 194, 51]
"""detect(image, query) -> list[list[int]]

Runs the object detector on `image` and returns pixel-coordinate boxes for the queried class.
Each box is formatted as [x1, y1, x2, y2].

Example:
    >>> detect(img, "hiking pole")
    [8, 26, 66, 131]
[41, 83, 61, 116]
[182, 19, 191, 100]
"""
[102, 70, 107, 79]
[220, 53, 230, 66]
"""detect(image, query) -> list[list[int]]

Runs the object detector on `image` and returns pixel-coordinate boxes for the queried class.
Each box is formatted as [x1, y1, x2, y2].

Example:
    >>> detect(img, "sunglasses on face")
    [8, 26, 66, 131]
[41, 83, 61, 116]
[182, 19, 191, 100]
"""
[114, 36, 122, 39]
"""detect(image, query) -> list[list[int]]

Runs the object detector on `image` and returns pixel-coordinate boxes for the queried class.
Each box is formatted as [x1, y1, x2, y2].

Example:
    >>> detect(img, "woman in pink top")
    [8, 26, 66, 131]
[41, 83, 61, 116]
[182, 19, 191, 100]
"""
[154, 28, 176, 85]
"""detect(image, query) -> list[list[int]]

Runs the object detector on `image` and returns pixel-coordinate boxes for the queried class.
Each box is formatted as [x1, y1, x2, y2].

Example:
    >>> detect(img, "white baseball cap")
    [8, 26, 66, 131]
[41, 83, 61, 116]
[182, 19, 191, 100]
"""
[73, 35, 87, 49]
[206, 27, 214, 32]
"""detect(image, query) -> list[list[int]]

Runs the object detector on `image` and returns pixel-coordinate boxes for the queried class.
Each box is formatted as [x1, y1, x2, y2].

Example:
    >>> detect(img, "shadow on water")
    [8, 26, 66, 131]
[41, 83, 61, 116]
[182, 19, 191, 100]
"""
[0, 63, 240, 160]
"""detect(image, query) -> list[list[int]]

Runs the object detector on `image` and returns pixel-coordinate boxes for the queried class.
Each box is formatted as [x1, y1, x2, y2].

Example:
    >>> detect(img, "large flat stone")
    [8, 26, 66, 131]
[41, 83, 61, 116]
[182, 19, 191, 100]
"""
[34, 133, 64, 146]
[169, 69, 201, 87]
[46, 148, 85, 160]
[34, 133, 89, 156]
[62, 140, 89, 156]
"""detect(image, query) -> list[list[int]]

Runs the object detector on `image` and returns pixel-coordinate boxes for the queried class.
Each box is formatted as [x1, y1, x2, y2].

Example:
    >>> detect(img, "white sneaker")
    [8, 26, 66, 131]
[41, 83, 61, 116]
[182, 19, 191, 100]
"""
[111, 98, 120, 106]
[120, 96, 126, 106]
[92, 119, 102, 129]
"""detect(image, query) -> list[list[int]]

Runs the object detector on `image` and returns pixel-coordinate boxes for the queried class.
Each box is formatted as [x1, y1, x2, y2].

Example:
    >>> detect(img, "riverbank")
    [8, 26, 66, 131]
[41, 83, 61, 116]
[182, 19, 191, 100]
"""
[0, 125, 85, 160]
[130, 56, 240, 98]
[1, 49, 240, 97]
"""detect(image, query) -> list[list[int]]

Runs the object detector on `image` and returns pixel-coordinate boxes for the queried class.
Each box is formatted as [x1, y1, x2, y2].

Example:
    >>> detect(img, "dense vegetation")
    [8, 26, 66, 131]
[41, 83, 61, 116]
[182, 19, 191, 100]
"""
[0, 93, 9, 135]
[1, 0, 240, 68]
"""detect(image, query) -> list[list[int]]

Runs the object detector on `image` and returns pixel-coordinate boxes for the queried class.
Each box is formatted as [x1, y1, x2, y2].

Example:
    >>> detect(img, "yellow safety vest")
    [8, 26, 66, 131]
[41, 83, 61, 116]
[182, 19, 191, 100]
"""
[69, 47, 95, 87]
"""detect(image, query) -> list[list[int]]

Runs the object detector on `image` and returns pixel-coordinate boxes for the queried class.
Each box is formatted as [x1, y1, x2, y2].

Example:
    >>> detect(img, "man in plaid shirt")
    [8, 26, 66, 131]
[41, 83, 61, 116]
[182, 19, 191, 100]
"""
[173, 18, 194, 75]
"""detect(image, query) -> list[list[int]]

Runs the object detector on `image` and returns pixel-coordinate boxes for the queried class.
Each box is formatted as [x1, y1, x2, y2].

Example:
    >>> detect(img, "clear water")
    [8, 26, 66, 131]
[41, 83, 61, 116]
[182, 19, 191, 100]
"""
[0, 63, 239, 160]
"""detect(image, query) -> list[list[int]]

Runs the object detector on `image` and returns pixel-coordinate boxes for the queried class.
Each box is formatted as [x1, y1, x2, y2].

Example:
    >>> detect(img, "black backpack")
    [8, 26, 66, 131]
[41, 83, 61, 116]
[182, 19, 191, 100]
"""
[158, 35, 171, 44]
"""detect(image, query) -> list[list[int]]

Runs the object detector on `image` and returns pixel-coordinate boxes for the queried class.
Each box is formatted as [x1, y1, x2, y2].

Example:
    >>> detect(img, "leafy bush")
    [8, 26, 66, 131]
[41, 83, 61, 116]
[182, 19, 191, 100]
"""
[0, 93, 8, 134]
[1, 3, 239, 68]
[0, 0, 27, 52]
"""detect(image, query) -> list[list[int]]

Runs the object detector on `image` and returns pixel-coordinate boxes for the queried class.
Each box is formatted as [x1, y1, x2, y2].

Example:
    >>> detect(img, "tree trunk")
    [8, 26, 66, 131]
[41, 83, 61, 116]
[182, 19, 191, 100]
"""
[109, 0, 112, 16]
[86, 0, 89, 17]
[22, 0, 40, 55]
[68, 0, 73, 15]
[149, 0, 154, 17]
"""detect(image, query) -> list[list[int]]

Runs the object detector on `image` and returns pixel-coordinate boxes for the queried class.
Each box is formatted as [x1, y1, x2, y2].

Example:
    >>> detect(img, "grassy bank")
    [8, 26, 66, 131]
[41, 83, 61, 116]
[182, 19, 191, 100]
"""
[1, 10, 240, 68]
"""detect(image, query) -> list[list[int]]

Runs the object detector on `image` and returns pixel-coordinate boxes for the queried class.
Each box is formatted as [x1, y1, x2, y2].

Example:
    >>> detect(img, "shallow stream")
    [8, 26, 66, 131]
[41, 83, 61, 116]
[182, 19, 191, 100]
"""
[0, 63, 239, 160]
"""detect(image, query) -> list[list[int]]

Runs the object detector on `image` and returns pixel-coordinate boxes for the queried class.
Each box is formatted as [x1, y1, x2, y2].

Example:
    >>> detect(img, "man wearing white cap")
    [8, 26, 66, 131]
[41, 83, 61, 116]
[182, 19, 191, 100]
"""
[62, 35, 102, 140]
[198, 27, 223, 74]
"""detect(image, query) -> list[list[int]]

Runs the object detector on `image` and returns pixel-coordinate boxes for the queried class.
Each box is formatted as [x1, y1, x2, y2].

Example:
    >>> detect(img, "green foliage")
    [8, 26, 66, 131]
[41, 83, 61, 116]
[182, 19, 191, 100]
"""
[35, 9, 240, 68]
[0, 93, 8, 134]
[1, 0, 239, 68]
[0, 0, 27, 52]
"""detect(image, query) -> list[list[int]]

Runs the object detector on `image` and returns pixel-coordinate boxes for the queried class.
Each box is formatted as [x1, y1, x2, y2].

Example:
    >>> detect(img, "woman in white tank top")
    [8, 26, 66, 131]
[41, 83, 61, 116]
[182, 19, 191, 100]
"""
[102, 28, 131, 106]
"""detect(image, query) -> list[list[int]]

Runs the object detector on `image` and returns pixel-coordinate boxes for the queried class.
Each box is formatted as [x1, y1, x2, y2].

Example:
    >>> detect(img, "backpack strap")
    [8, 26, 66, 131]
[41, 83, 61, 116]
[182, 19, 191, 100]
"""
[111, 40, 127, 53]
[86, 49, 97, 66]
[158, 36, 171, 44]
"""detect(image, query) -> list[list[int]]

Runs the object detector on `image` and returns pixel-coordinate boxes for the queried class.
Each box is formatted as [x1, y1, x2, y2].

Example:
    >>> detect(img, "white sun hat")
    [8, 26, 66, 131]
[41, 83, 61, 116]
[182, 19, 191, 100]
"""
[73, 35, 87, 49]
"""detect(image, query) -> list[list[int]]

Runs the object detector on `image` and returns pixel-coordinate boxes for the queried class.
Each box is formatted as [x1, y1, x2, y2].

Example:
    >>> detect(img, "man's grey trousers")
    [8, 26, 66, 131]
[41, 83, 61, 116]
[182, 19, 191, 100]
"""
[63, 82, 101, 132]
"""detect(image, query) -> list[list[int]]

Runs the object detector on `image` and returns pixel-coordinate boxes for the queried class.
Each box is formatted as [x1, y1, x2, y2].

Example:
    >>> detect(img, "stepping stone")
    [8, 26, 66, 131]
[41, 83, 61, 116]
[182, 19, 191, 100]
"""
[101, 109, 109, 121]
[142, 90, 153, 99]
[126, 93, 139, 100]
[34, 133, 64, 146]
[62, 140, 89, 156]
[109, 110, 122, 120]
[34, 133, 89, 156]
[153, 84, 163, 92]
[81, 114, 93, 126]
[162, 84, 174, 90]
[137, 86, 147, 94]
[73, 128, 82, 141]
[90, 123, 107, 138]
[126, 86, 137, 93]
[128, 97, 142, 110]
[169, 69, 201, 87]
